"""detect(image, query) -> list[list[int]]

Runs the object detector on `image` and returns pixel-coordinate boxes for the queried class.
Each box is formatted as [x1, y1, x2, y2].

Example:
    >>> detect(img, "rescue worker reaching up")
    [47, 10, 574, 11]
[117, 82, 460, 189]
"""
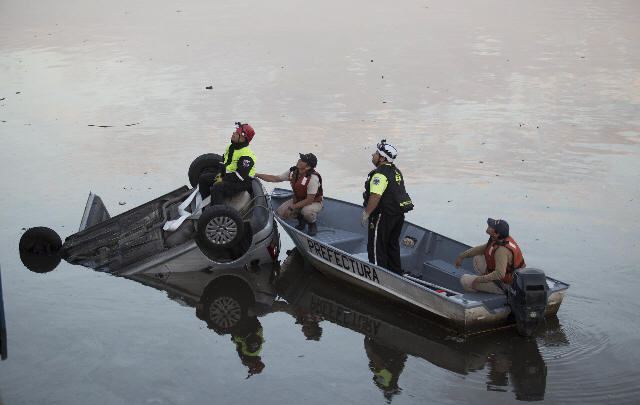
[198, 122, 257, 204]
[256, 153, 323, 236]
[455, 218, 526, 294]
[361, 140, 413, 275]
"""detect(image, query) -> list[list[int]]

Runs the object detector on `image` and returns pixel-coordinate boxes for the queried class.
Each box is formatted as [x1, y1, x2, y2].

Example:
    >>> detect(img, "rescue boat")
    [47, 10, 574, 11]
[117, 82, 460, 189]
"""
[271, 188, 569, 336]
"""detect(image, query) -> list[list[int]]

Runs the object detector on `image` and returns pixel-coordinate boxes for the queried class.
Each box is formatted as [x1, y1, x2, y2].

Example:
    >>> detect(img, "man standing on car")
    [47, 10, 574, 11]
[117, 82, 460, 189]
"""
[256, 153, 323, 236]
[361, 140, 413, 275]
[198, 122, 257, 204]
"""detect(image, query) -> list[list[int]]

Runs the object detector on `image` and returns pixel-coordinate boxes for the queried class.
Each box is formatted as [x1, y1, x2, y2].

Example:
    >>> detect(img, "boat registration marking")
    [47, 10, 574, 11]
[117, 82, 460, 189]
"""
[305, 237, 381, 285]
[310, 294, 381, 336]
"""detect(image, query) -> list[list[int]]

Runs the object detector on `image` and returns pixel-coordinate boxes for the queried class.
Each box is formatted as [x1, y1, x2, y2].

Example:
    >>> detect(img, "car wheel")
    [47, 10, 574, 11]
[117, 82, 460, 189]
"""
[19, 227, 62, 273]
[196, 205, 245, 253]
[199, 280, 254, 335]
[188, 153, 223, 188]
[208, 295, 243, 330]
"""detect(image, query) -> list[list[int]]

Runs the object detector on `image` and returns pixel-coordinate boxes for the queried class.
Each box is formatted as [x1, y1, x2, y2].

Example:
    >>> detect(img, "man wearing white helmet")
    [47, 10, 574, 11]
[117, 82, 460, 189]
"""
[361, 140, 414, 275]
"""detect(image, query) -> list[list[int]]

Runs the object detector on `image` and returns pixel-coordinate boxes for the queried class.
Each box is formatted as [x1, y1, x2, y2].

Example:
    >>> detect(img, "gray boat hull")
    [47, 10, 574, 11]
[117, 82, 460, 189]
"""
[271, 188, 568, 334]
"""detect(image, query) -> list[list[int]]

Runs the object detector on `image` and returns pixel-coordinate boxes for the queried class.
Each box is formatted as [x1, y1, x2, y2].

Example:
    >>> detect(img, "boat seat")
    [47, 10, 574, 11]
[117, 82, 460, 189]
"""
[316, 228, 365, 251]
[422, 259, 469, 291]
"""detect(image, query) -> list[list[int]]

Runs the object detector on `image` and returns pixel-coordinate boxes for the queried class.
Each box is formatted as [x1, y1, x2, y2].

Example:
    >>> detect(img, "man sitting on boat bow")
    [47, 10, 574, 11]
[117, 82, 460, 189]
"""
[256, 153, 323, 236]
[455, 218, 526, 294]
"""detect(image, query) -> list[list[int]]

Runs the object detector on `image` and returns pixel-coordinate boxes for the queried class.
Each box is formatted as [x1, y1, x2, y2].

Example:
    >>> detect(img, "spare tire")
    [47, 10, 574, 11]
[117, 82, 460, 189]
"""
[196, 205, 245, 254]
[19, 227, 62, 273]
[188, 153, 224, 187]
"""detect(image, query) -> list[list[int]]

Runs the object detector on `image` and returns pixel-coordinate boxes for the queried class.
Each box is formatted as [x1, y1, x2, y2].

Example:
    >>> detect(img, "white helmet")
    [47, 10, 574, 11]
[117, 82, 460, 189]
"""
[376, 139, 397, 162]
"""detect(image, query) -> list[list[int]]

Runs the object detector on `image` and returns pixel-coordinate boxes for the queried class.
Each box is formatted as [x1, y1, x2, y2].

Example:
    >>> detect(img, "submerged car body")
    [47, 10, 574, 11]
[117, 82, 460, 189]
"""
[60, 179, 280, 275]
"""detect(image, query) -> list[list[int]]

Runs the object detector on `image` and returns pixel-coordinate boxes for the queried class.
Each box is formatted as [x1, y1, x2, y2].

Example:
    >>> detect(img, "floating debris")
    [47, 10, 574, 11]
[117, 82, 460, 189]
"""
[205, 85, 213, 89]
[118, 201, 126, 206]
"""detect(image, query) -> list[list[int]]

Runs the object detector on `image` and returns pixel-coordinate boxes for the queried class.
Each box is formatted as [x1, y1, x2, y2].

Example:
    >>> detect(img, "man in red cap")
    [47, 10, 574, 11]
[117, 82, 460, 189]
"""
[199, 122, 257, 204]
[256, 153, 323, 236]
[455, 218, 526, 294]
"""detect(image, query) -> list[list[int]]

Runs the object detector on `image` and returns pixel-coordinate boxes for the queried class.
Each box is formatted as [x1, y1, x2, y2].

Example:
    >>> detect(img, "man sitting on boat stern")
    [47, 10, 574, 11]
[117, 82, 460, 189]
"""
[198, 122, 256, 204]
[255, 153, 323, 236]
[361, 140, 414, 275]
[455, 218, 526, 294]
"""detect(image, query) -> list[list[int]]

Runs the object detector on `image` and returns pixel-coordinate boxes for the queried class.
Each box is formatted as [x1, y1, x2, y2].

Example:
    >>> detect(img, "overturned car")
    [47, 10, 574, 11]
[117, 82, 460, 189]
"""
[19, 154, 281, 275]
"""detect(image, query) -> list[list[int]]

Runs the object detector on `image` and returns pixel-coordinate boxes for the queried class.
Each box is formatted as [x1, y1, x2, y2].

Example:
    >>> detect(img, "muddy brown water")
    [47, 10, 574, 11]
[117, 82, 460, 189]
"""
[1, 0, 639, 403]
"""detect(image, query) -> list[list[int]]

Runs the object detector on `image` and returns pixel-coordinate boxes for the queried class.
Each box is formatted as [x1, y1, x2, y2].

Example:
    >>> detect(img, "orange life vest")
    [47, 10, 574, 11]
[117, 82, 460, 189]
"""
[484, 236, 526, 283]
[289, 168, 323, 203]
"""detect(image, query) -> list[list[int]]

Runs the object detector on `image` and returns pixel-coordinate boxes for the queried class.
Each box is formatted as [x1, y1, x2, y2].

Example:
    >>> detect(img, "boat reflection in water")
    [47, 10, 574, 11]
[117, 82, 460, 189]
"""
[275, 249, 568, 402]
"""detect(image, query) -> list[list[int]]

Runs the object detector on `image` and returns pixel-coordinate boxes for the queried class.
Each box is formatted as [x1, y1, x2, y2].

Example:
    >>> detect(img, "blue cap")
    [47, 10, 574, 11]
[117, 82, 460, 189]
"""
[487, 218, 509, 238]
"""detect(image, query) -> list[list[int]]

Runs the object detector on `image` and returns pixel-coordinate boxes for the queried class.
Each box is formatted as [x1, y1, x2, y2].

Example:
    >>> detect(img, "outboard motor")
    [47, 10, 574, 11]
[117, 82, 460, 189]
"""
[507, 268, 549, 337]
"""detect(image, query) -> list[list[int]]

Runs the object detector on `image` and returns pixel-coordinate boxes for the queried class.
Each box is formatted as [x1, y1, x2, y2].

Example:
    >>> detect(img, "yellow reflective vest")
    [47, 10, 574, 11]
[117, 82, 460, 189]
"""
[223, 144, 256, 178]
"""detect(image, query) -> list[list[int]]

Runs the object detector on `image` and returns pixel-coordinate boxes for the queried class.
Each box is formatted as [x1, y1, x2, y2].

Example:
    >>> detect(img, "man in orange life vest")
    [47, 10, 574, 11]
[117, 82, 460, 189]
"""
[455, 218, 526, 294]
[255, 153, 323, 236]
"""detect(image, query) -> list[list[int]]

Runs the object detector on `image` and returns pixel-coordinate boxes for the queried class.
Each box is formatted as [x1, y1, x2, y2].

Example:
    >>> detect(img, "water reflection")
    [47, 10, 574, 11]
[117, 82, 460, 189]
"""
[364, 337, 407, 401]
[17, 226, 569, 398]
[127, 267, 277, 378]
[276, 249, 568, 402]
[26, 228, 282, 379]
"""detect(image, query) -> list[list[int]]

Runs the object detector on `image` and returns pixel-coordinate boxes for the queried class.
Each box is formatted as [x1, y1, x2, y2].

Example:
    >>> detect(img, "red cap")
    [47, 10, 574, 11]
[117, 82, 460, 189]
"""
[235, 122, 255, 143]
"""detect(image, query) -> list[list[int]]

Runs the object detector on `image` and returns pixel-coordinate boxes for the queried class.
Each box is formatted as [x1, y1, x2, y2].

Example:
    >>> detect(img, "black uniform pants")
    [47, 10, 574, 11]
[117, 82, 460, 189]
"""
[198, 172, 250, 204]
[198, 172, 220, 199]
[367, 212, 404, 275]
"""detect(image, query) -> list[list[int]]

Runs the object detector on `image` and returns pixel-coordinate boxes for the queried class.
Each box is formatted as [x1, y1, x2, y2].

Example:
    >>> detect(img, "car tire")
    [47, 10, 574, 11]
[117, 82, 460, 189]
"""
[196, 205, 245, 254]
[199, 280, 254, 335]
[188, 153, 223, 188]
[19, 227, 62, 273]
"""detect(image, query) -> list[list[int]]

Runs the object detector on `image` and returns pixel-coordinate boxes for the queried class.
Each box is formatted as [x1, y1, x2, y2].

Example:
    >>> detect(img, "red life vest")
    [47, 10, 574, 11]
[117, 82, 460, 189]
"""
[289, 168, 323, 203]
[484, 236, 526, 283]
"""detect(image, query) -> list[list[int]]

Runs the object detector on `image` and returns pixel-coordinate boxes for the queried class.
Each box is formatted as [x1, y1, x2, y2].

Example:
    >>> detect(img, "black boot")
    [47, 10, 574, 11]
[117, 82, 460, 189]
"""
[295, 217, 307, 231]
[307, 222, 317, 236]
